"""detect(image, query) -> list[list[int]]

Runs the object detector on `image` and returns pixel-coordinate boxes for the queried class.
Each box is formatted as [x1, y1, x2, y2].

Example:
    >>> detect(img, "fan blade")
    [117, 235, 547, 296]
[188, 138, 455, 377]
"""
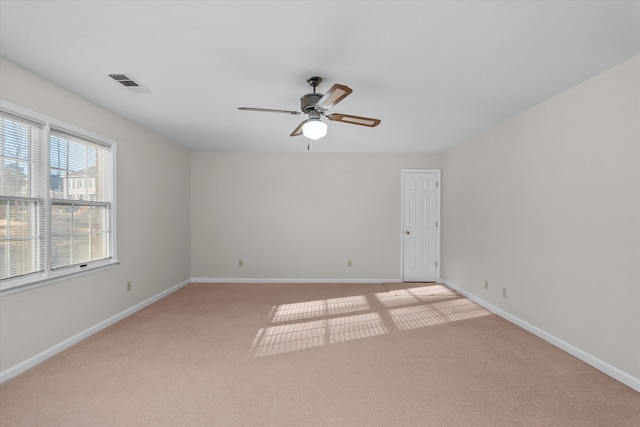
[328, 114, 381, 127]
[316, 84, 353, 110]
[238, 107, 301, 115]
[290, 120, 307, 137]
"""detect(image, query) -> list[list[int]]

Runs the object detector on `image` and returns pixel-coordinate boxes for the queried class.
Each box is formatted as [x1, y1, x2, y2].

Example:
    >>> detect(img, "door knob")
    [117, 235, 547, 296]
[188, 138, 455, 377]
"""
[405, 230, 410, 235]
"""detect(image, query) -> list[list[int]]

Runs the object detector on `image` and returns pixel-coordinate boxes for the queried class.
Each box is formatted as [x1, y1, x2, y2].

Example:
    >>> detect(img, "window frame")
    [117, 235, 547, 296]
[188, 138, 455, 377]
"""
[1, 100, 117, 294]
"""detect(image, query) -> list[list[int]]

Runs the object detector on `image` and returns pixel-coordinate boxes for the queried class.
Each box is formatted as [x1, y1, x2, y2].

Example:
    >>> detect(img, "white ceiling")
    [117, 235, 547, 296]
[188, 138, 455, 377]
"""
[1, 1, 639, 153]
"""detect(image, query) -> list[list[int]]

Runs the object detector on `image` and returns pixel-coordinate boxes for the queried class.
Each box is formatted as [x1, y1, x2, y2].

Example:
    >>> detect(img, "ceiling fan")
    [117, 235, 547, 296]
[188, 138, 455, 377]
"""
[238, 76, 381, 141]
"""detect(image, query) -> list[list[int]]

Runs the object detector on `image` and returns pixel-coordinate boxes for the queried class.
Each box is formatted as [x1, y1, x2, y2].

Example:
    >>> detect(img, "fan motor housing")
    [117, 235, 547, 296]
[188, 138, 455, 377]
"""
[300, 93, 323, 113]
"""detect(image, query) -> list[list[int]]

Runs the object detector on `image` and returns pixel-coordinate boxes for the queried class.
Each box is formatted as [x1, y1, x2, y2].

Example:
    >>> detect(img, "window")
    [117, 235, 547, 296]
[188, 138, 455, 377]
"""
[0, 113, 45, 280]
[1, 103, 116, 292]
[49, 129, 113, 269]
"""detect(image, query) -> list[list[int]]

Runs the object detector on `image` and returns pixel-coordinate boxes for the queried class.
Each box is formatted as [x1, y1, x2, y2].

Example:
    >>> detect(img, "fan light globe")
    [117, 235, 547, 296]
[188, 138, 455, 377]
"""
[302, 119, 327, 140]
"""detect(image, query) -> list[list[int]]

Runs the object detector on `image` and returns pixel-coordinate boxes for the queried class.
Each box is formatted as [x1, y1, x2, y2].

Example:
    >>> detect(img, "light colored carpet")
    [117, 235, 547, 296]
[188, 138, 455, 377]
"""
[1, 282, 638, 426]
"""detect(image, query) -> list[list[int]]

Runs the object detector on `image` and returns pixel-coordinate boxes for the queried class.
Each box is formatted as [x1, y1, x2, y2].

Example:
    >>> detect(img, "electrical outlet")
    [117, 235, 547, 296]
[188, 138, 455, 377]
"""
[239, 259, 243, 267]
[484, 280, 489, 290]
[502, 288, 507, 298]
[347, 260, 353, 267]
[127, 281, 132, 291]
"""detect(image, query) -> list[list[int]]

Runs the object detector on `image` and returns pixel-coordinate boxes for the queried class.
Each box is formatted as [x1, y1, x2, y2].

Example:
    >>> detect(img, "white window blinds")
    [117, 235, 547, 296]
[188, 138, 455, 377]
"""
[49, 129, 113, 269]
[0, 112, 45, 279]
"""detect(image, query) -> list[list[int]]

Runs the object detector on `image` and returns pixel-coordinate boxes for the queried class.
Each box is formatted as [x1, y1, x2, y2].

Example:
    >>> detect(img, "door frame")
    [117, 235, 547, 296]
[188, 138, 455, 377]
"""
[400, 169, 441, 283]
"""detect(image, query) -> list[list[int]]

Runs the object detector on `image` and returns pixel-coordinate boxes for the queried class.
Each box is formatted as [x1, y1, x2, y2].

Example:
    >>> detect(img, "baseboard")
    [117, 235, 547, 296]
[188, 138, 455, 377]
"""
[191, 277, 401, 284]
[440, 279, 640, 393]
[0, 278, 191, 384]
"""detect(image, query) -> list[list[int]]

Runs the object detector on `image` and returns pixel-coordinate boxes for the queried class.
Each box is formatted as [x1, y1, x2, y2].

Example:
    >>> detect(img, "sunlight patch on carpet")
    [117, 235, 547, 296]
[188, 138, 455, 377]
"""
[375, 284, 457, 308]
[389, 299, 490, 331]
[269, 295, 370, 323]
[251, 285, 491, 357]
[251, 313, 387, 357]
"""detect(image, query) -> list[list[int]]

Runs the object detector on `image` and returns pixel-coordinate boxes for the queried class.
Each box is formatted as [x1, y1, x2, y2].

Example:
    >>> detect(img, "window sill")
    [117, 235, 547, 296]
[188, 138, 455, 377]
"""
[0, 261, 120, 296]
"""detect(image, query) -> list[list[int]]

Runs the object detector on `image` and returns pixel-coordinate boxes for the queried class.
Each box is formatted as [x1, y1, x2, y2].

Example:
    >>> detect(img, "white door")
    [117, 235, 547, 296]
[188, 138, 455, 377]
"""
[402, 170, 439, 282]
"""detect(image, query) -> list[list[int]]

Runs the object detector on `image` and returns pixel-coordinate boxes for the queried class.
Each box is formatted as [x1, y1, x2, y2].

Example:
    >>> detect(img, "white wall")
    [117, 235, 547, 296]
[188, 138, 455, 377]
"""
[441, 56, 640, 381]
[0, 58, 191, 373]
[191, 152, 441, 281]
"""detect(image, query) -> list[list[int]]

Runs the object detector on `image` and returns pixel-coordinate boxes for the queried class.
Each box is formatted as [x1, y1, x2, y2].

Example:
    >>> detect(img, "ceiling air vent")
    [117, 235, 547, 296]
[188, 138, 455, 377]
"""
[106, 73, 151, 93]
